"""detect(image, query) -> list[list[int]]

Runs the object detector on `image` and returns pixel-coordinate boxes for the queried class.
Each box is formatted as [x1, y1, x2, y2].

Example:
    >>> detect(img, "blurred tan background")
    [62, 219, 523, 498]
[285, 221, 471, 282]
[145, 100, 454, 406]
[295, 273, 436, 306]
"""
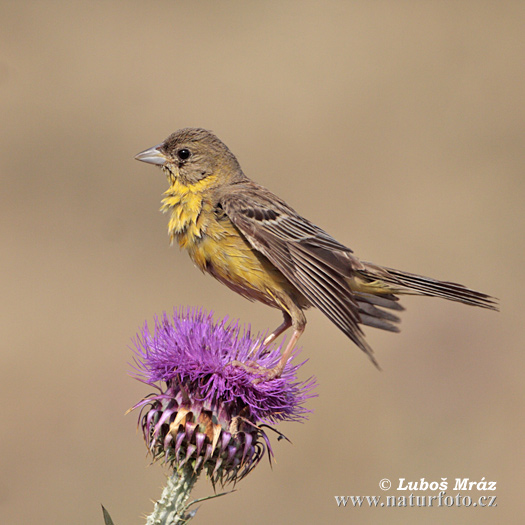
[1, 1, 523, 524]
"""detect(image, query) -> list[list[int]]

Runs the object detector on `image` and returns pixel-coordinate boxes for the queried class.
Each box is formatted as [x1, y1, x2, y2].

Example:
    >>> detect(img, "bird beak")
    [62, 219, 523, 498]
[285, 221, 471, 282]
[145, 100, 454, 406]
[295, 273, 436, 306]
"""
[134, 144, 167, 166]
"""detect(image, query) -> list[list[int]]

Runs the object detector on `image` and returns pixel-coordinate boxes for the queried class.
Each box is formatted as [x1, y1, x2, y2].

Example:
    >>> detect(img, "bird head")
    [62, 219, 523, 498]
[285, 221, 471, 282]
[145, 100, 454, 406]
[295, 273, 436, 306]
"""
[135, 128, 245, 188]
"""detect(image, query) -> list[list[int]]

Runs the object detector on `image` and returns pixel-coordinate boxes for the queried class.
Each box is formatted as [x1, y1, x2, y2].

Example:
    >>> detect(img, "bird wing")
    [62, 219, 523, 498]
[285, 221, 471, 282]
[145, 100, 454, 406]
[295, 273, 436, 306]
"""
[219, 183, 380, 366]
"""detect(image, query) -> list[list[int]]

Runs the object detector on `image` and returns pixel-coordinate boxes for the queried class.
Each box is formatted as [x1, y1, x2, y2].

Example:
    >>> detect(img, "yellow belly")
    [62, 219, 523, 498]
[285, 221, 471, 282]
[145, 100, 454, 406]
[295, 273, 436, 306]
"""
[162, 178, 302, 313]
[186, 218, 291, 309]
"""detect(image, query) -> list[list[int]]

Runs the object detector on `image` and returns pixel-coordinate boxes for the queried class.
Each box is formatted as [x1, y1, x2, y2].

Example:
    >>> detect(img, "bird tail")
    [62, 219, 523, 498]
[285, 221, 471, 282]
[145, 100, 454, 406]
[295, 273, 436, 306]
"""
[356, 262, 499, 311]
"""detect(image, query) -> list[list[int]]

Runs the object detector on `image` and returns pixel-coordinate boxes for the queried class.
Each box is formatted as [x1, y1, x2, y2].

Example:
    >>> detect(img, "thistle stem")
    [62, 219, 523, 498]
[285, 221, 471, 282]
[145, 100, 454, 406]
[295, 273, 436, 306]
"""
[146, 466, 198, 525]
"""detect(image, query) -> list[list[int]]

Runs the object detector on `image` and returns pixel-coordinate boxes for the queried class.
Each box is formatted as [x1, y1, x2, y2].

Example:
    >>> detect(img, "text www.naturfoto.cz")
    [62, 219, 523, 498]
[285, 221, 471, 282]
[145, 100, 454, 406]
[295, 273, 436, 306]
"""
[335, 493, 497, 508]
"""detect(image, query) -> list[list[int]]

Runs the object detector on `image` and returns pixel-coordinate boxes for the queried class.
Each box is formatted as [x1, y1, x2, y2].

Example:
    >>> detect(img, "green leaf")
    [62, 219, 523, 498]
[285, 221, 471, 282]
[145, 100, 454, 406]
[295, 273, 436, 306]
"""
[101, 505, 115, 525]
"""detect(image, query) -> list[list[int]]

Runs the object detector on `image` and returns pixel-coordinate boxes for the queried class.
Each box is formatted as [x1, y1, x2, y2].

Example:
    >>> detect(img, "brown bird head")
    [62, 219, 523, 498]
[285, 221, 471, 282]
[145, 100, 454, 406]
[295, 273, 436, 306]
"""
[135, 128, 245, 187]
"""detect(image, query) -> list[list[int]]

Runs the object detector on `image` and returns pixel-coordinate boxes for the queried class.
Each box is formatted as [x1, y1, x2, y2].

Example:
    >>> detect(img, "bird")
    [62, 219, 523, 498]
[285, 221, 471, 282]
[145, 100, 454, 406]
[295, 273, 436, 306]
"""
[135, 128, 498, 380]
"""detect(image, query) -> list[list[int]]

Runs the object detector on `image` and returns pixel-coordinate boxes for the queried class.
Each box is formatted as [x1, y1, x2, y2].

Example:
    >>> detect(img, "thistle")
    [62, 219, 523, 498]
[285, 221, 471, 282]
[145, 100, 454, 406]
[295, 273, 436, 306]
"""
[130, 308, 316, 523]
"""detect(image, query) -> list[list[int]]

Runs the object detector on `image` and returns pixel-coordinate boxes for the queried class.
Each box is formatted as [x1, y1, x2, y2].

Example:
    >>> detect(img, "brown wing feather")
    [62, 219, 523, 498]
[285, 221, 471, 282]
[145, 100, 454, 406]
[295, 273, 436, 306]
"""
[219, 183, 380, 366]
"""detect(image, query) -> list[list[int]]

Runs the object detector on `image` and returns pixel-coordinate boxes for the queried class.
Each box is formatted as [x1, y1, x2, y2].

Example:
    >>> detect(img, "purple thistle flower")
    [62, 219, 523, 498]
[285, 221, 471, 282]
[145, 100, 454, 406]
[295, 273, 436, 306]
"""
[131, 307, 316, 484]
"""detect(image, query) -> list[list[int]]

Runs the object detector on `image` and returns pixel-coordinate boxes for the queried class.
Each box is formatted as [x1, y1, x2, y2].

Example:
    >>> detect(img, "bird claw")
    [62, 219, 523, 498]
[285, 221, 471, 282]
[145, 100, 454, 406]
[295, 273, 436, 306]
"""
[227, 360, 283, 384]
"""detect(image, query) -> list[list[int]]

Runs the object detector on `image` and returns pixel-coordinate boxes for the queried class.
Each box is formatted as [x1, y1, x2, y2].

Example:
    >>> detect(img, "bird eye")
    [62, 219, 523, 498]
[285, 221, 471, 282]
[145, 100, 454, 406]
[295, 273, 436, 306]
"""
[177, 148, 191, 160]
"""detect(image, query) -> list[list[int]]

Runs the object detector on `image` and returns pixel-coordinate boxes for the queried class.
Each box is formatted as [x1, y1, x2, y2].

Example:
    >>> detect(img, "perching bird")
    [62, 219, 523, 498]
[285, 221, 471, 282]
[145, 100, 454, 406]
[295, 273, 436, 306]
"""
[135, 128, 498, 380]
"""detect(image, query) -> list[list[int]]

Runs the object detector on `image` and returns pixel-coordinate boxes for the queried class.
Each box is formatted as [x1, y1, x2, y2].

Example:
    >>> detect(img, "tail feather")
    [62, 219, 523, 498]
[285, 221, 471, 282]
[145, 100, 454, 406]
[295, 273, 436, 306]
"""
[355, 292, 405, 311]
[358, 312, 400, 332]
[355, 293, 403, 332]
[359, 263, 499, 311]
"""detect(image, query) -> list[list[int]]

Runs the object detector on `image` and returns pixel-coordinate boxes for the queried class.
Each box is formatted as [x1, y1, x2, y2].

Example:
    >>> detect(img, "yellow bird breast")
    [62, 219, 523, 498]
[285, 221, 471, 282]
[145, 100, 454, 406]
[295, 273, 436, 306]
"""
[162, 182, 293, 311]
[189, 216, 289, 308]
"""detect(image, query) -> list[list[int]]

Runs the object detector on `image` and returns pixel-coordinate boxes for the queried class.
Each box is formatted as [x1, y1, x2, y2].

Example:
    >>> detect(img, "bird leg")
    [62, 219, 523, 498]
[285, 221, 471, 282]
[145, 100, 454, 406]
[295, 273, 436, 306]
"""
[263, 312, 292, 345]
[229, 325, 305, 383]
[229, 310, 305, 383]
[255, 325, 305, 383]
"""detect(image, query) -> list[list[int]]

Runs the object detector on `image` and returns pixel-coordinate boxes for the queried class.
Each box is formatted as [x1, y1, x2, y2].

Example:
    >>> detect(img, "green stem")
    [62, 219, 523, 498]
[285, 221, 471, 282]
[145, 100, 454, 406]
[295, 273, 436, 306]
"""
[145, 466, 198, 525]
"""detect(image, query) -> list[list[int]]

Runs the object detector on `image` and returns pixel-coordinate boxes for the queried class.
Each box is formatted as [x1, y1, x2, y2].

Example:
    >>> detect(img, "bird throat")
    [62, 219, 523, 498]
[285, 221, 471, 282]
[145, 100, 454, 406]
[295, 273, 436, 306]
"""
[161, 175, 218, 248]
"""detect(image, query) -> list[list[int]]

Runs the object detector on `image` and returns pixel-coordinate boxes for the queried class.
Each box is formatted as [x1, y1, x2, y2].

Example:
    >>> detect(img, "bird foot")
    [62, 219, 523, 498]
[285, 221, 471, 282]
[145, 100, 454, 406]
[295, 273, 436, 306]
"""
[228, 360, 284, 384]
